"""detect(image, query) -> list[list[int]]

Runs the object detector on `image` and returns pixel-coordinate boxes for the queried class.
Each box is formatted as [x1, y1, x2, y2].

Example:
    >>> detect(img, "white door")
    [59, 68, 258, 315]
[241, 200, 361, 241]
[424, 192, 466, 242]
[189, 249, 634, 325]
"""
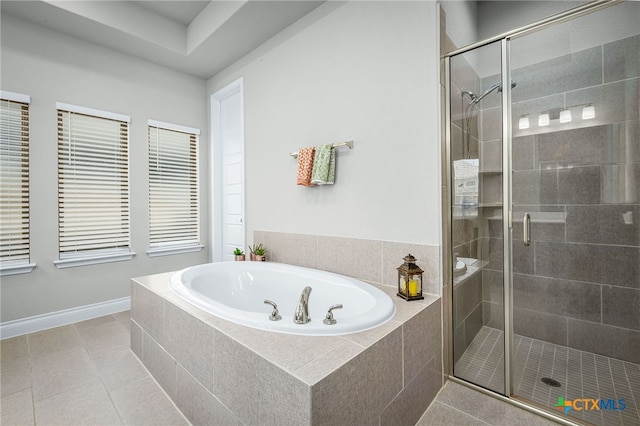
[211, 79, 244, 261]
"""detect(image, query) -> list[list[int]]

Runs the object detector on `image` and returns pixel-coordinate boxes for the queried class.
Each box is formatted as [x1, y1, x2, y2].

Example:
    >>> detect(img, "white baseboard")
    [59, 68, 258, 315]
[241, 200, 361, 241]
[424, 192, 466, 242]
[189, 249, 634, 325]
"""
[0, 297, 131, 340]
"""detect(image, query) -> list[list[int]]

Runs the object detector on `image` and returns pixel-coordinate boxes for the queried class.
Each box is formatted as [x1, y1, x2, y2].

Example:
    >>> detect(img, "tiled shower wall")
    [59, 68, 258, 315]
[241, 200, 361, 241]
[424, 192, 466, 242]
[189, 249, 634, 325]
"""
[448, 46, 486, 364]
[481, 34, 640, 364]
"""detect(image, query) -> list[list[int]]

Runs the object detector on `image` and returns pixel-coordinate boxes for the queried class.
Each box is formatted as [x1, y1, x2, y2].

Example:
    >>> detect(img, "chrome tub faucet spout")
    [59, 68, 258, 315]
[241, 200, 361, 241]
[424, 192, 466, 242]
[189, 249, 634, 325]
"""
[294, 286, 312, 324]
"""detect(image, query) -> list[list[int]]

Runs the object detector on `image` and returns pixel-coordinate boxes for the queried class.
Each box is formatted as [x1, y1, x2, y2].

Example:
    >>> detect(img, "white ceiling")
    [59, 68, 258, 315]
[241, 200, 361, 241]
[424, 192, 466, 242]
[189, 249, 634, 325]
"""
[1, 0, 325, 80]
[132, 1, 211, 26]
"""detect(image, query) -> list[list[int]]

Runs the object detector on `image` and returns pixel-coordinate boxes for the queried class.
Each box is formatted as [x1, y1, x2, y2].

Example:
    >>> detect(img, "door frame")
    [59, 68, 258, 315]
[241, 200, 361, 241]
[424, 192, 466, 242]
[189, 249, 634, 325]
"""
[210, 78, 245, 262]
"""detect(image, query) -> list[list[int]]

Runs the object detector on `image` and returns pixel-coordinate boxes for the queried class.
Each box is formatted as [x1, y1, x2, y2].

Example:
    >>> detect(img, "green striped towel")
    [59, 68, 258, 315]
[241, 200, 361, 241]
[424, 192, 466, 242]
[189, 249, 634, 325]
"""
[310, 144, 335, 185]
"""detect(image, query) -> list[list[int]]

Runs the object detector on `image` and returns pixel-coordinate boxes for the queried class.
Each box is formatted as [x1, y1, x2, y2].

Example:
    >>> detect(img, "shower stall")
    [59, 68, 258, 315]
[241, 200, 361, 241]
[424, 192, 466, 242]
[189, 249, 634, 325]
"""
[444, 1, 639, 425]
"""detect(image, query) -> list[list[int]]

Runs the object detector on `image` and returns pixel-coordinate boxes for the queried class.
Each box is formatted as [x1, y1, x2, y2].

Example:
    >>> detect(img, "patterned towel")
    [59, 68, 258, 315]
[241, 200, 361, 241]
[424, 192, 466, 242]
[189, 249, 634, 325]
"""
[310, 144, 335, 185]
[296, 146, 316, 186]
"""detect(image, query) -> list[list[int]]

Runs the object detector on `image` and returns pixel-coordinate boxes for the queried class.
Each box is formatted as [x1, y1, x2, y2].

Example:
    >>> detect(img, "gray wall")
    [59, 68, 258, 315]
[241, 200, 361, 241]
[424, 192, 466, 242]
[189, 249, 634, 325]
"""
[2, 1, 443, 322]
[0, 15, 209, 322]
[441, 1, 591, 53]
[207, 1, 441, 246]
[477, 1, 590, 42]
[440, 1, 478, 50]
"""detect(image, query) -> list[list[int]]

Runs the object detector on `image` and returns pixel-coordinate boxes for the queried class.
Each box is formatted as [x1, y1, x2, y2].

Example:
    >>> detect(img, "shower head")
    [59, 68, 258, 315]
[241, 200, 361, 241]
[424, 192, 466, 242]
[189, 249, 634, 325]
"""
[495, 80, 517, 93]
[461, 90, 476, 101]
[465, 81, 517, 105]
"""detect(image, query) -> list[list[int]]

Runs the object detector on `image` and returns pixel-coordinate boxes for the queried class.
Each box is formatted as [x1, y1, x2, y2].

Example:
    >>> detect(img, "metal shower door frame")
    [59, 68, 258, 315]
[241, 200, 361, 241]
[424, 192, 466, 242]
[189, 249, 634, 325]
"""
[442, 0, 623, 422]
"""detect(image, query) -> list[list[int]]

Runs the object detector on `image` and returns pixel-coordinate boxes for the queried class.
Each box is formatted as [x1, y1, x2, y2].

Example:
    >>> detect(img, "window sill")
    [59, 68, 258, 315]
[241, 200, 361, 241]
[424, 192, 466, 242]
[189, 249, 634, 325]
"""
[1, 262, 36, 277]
[147, 244, 204, 258]
[54, 251, 136, 269]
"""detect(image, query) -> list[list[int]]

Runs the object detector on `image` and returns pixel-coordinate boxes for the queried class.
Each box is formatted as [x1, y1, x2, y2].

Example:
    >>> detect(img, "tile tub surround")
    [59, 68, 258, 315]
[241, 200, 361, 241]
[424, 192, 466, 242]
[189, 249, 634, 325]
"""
[131, 271, 443, 426]
[254, 230, 441, 296]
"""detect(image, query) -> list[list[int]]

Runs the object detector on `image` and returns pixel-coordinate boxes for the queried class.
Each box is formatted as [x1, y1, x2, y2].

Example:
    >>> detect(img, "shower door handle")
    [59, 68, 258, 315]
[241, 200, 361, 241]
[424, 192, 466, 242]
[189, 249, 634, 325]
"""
[523, 213, 531, 246]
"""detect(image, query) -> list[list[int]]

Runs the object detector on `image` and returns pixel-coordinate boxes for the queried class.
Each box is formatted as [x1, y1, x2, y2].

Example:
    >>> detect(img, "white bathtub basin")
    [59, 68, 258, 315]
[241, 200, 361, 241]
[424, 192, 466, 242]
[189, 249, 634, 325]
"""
[169, 261, 396, 336]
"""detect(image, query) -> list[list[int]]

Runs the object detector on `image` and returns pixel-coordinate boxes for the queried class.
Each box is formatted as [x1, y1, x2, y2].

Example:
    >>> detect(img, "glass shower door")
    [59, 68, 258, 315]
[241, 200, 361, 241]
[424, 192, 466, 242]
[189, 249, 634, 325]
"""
[450, 40, 505, 395]
[508, 3, 640, 425]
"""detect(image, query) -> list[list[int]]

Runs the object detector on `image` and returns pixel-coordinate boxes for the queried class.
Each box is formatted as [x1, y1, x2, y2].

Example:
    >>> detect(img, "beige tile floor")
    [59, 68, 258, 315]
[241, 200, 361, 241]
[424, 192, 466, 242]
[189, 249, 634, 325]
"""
[2, 311, 561, 426]
[418, 381, 562, 426]
[1, 311, 188, 426]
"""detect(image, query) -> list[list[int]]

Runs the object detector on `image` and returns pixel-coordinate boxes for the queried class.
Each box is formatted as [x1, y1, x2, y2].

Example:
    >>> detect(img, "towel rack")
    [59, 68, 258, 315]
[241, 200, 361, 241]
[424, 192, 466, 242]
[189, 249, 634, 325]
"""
[289, 141, 354, 158]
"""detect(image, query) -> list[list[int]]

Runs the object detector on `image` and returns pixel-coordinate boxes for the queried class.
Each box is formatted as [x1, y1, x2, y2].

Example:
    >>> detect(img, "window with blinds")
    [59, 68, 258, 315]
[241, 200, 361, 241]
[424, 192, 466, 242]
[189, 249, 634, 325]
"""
[0, 95, 32, 274]
[56, 104, 133, 267]
[148, 121, 201, 255]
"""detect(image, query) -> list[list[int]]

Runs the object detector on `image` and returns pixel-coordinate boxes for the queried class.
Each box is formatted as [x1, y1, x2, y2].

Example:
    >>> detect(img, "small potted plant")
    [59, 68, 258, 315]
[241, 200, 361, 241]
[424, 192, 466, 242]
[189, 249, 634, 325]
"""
[248, 243, 267, 261]
[233, 247, 245, 261]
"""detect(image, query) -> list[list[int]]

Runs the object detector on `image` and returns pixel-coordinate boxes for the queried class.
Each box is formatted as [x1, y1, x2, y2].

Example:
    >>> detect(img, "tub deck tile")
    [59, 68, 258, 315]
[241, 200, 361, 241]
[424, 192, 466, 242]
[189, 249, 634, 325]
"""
[131, 267, 443, 426]
[292, 339, 364, 385]
[310, 326, 404, 426]
[213, 330, 311, 426]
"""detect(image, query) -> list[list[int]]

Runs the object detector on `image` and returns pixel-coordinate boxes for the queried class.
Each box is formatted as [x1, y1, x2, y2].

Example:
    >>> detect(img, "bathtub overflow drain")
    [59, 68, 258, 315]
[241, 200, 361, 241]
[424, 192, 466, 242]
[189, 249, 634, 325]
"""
[541, 377, 561, 387]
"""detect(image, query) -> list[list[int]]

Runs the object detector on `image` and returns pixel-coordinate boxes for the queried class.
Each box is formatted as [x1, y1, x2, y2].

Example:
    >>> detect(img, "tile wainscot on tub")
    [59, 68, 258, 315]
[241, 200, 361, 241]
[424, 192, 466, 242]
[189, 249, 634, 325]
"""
[130, 269, 443, 426]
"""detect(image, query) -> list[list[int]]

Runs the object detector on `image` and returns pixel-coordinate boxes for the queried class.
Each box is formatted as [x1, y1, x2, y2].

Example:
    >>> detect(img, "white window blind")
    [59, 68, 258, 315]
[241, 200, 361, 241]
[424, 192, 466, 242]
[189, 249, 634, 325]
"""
[148, 123, 200, 252]
[57, 107, 131, 262]
[0, 97, 30, 268]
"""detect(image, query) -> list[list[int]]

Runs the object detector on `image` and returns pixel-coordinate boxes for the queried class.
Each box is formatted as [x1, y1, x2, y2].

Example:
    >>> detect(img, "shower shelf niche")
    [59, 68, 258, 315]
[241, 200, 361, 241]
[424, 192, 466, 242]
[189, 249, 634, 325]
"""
[453, 257, 488, 287]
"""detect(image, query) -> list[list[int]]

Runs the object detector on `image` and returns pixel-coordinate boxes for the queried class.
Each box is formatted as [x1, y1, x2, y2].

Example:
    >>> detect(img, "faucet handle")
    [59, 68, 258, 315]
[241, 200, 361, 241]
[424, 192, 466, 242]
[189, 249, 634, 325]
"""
[323, 304, 343, 325]
[264, 300, 282, 321]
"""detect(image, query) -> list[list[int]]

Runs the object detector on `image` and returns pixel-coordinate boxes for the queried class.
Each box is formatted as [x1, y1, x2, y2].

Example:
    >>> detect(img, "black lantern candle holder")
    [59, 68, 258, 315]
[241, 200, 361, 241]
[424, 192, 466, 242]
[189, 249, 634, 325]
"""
[397, 254, 424, 301]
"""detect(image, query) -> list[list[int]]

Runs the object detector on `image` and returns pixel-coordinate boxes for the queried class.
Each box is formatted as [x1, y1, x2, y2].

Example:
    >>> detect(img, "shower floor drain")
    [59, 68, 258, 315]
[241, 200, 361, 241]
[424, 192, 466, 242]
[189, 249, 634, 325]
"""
[541, 377, 562, 387]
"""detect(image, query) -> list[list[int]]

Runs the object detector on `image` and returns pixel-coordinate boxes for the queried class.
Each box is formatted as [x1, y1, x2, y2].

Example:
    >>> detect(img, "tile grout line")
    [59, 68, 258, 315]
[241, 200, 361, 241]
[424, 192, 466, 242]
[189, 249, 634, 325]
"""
[623, 362, 640, 421]
[607, 356, 624, 426]
[455, 326, 640, 426]
[435, 400, 493, 425]
[73, 316, 128, 426]
[9, 312, 191, 426]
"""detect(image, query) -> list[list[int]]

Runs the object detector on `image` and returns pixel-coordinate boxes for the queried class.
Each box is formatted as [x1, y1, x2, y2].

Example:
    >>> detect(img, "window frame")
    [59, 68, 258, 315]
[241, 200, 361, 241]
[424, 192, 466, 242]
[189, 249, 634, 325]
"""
[54, 102, 135, 269]
[146, 119, 203, 258]
[0, 90, 35, 276]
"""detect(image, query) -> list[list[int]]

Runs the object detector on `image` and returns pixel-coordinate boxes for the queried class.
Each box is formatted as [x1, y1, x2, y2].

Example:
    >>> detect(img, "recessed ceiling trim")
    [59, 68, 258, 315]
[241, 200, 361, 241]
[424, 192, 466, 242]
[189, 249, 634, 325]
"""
[132, 0, 210, 26]
[44, 0, 187, 53]
[187, 0, 247, 54]
[2, 0, 327, 79]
